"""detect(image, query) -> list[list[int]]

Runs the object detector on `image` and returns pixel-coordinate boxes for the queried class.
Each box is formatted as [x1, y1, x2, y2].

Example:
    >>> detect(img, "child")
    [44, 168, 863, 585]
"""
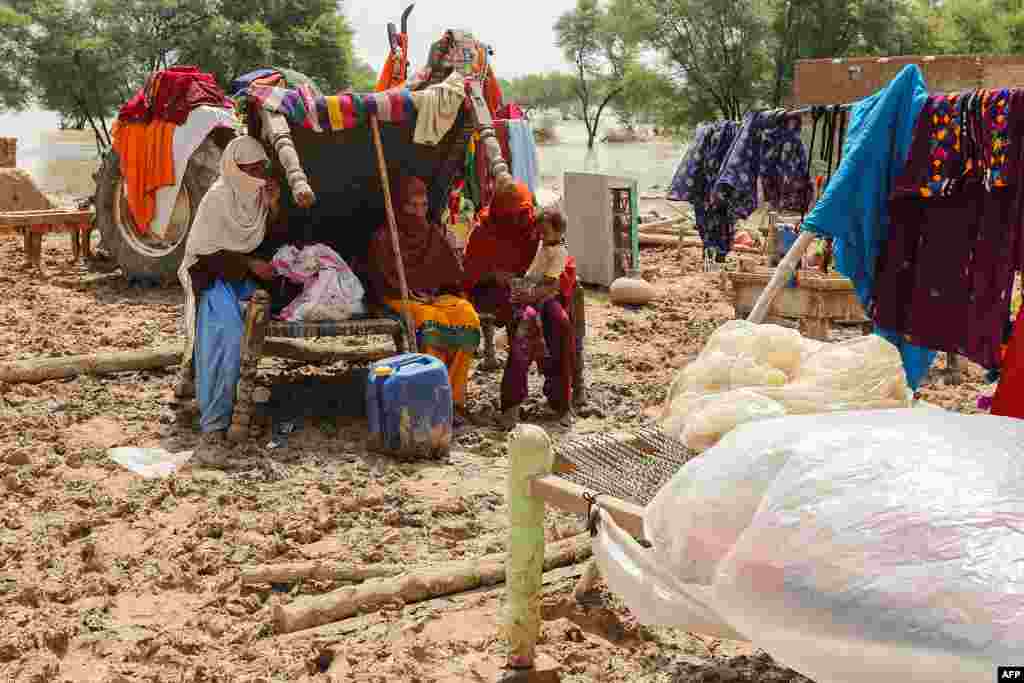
[499, 208, 576, 428]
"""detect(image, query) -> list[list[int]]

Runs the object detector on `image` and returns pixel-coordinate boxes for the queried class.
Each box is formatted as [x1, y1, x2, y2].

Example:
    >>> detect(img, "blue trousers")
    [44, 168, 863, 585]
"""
[194, 279, 257, 433]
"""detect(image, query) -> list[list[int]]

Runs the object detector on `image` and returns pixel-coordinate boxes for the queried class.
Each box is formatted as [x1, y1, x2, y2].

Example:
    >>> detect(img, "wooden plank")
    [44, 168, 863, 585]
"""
[0, 209, 92, 227]
[530, 474, 646, 541]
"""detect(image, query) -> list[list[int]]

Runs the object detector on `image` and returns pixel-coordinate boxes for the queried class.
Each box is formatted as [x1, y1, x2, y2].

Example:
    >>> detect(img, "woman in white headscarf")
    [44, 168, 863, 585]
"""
[178, 135, 281, 464]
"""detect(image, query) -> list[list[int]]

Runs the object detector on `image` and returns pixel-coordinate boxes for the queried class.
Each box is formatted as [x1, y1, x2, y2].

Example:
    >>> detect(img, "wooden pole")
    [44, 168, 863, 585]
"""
[746, 231, 816, 324]
[0, 347, 180, 384]
[504, 423, 555, 670]
[368, 112, 418, 354]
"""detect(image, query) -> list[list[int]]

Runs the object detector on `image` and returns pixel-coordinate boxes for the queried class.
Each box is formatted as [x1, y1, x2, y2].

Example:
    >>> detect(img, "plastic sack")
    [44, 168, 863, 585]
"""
[271, 243, 366, 321]
[108, 447, 193, 478]
[660, 320, 909, 451]
[626, 409, 1024, 683]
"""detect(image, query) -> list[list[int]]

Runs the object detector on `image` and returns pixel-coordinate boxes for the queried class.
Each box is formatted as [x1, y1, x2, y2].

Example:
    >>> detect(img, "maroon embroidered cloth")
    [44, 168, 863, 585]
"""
[118, 66, 232, 125]
[873, 88, 1024, 369]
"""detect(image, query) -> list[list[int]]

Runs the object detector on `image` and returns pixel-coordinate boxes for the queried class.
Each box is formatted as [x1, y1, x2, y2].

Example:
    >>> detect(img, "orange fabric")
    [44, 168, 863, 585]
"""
[376, 33, 409, 91]
[462, 181, 539, 292]
[112, 119, 176, 234]
[991, 307, 1024, 419]
[483, 67, 503, 117]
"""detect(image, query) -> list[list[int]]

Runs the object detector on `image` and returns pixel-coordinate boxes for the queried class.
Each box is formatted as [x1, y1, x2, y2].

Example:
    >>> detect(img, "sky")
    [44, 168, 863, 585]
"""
[346, 0, 580, 79]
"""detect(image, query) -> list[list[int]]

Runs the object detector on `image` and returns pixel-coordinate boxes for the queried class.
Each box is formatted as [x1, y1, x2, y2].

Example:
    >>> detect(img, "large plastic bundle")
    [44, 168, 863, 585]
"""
[599, 409, 1024, 683]
[660, 320, 909, 451]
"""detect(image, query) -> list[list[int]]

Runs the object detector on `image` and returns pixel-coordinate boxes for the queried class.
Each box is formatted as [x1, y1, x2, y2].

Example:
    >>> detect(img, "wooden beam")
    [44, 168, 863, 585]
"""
[263, 339, 395, 365]
[529, 474, 646, 542]
[0, 209, 93, 227]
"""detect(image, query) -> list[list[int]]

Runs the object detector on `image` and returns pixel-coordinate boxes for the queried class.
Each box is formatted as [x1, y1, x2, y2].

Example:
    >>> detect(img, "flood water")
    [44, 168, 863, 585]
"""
[0, 110, 687, 199]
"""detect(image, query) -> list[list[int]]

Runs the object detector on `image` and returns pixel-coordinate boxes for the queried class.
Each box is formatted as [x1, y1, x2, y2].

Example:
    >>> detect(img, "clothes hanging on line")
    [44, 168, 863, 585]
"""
[667, 113, 812, 257]
[873, 88, 1024, 370]
[800, 64, 936, 390]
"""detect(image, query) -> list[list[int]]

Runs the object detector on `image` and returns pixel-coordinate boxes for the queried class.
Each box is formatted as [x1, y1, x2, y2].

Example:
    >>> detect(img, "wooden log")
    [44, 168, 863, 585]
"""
[0, 347, 180, 384]
[636, 217, 685, 233]
[747, 231, 816, 324]
[259, 109, 315, 209]
[241, 561, 404, 585]
[272, 532, 590, 635]
[263, 339, 395, 365]
[638, 234, 677, 247]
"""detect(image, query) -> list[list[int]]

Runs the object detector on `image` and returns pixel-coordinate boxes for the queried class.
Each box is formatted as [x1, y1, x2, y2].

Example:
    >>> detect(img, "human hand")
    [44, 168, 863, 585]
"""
[264, 179, 282, 213]
[248, 258, 275, 281]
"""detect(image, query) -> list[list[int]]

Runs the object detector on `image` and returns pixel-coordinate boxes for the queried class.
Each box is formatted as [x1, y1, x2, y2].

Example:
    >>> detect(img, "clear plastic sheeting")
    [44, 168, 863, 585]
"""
[660, 320, 910, 451]
[601, 409, 1024, 683]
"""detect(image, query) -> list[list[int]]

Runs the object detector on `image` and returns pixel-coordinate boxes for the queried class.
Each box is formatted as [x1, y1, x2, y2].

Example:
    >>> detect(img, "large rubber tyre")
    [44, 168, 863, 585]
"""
[94, 137, 222, 286]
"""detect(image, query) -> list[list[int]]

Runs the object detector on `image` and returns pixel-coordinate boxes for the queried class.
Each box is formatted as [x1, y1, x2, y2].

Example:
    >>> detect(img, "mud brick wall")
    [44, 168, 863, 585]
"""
[0, 138, 15, 168]
[791, 55, 1024, 106]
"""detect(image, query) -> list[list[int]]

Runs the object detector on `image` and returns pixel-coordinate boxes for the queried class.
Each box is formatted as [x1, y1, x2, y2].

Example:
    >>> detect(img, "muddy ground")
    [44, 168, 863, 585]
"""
[0, 214, 988, 682]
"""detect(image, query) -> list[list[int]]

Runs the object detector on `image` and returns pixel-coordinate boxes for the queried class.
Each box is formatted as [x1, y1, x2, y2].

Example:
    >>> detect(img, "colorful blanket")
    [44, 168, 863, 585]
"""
[246, 84, 416, 132]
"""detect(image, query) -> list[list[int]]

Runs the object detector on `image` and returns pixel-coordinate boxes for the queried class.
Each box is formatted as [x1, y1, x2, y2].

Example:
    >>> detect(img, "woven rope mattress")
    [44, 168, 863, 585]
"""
[554, 426, 698, 508]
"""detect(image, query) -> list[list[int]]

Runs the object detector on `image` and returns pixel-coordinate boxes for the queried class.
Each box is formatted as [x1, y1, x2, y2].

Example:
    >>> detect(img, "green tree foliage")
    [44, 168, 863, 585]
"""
[554, 0, 636, 149]
[0, 0, 361, 150]
[616, 0, 773, 123]
[504, 73, 576, 114]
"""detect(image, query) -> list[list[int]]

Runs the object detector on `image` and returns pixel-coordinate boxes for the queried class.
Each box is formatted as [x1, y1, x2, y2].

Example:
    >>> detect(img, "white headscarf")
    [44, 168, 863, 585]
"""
[178, 135, 271, 362]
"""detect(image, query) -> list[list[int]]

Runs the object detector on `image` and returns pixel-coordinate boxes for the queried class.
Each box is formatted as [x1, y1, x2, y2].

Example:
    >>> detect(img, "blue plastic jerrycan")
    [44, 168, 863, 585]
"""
[366, 353, 453, 459]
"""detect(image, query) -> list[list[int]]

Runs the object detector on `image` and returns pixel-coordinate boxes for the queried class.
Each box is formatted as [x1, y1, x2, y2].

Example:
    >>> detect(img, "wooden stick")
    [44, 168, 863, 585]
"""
[747, 231, 816, 324]
[272, 532, 591, 634]
[368, 112, 418, 354]
[241, 561, 404, 585]
[0, 347, 180, 384]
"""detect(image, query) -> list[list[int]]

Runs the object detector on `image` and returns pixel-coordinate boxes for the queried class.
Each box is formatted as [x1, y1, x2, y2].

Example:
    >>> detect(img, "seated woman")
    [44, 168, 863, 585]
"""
[178, 135, 282, 466]
[463, 183, 576, 426]
[367, 176, 481, 425]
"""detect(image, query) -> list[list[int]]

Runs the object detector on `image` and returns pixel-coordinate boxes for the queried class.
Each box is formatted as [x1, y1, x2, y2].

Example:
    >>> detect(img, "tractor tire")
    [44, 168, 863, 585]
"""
[94, 137, 222, 286]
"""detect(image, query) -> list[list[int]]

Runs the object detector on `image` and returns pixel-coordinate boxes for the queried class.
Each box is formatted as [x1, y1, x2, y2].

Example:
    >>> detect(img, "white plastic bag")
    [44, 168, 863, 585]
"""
[620, 409, 1024, 683]
[660, 320, 909, 451]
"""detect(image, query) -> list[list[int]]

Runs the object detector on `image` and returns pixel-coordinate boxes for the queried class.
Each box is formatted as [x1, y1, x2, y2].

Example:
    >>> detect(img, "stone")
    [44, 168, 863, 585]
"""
[3, 450, 31, 466]
[609, 277, 655, 306]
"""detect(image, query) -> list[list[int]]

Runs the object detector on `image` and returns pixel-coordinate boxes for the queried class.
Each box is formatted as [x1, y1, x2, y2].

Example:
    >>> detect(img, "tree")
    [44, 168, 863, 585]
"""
[176, 0, 358, 93]
[0, 0, 362, 151]
[504, 72, 576, 114]
[618, 0, 773, 123]
[613, 65, 675, 129]
[768, 0, 934, 106]
[555, 0, 634, 149]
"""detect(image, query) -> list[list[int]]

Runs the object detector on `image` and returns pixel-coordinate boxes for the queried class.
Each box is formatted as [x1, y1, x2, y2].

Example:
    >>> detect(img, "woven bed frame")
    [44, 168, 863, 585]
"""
[503, 425, 698, 668]
[174, 281, 588, 442]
